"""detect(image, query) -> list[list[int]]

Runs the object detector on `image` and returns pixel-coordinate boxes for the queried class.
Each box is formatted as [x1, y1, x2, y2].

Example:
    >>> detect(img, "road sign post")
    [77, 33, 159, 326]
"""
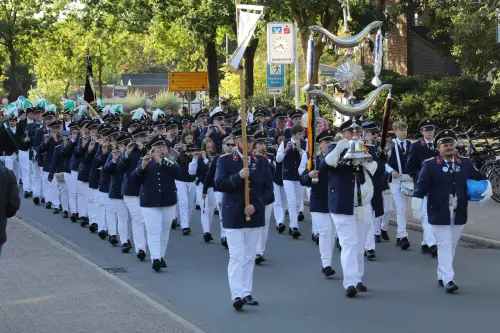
[169, 72, 208, 92]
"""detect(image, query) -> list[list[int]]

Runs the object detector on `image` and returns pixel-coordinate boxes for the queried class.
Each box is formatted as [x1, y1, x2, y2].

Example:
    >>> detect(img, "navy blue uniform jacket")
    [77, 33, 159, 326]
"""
[116, 149, 142, 197]
[405, 138, 438, 181]
[300, 155, 329, 213]
[104, 154, 125, 199]
[414, 156, 484, 225]
[133, 159, 180, 207]
[215, 153, 273, 229]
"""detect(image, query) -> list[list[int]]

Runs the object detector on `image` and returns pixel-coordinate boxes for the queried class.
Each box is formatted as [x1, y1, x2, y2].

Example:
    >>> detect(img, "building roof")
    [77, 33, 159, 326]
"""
[120, 73, 170, 86]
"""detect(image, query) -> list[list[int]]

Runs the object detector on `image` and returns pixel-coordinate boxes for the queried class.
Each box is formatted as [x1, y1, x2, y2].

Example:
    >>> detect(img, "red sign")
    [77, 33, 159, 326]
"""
[1, 97, 8, 105]
[284, 26, 290, 34]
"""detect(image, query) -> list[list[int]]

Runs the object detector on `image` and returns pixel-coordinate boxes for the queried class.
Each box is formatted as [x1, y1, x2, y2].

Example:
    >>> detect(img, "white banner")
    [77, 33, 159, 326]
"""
[229, 6, 263, 70]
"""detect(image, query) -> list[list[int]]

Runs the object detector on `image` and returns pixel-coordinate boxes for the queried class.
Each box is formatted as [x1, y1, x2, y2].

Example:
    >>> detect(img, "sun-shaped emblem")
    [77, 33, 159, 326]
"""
[335, 61, 365, 94]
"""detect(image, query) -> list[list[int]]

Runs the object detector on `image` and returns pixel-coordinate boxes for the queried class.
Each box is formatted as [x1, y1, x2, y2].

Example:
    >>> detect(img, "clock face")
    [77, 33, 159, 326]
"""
[273, 37, 289, 54]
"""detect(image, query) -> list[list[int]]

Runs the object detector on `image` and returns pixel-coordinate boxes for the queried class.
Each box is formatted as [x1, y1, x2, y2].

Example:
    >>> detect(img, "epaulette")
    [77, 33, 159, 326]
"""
[424, 157, 434, 162]
[220, 153, 230, 157]
[458, 156, 469, 159]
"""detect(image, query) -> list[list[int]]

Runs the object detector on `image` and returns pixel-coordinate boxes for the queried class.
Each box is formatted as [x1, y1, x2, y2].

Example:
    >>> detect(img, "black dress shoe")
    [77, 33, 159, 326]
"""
[24, 191, 30, 198]
[137, 250, 146, 261]
[70, 213, 77, 222]
[233, 297, 244, 310]
[421, 244, 430, 254]
[182, 228, 191, 236]
[243, 295, 258, 305]
[322, 266, 335, 277]
[196, 204, 201, 210]
[221, 237, 228, 249]
[29, 191, 33, 198]
[98, 230, 107, 240]
[203, 232, 213, 243]
[45, 201, 52, 209]
[314, 234, 319, 245]
[62, 211, 69, 218]
[399, 237, 410, 250]
[80, 220, 89, 228]
[160, 258, 167, 268]
[41, 198, 46, 204]
[214, 210, 219, 216]
[311, 234, 315, 242]
[356, 282, 368, 292]
[171, 219, 177, 230]
[53, 208, 60, 214]
[89, 223, 98, 233]
[109, 235, 119, 246]
[277, 223, 286, 234]
[291, 228, 301, 239]
[381, 230, 389, 241]
[121, 242, 131, 253]
[298, 211, 304, 221]
[374, 235, 381, 243]
[152, 259, 162, 272]
[255, 254, 265, 265]
[345, 285, 357, 298]
[335, 237, 342, 251]
[430, 245, 438, 258]
[285, 209, 289, 216]
[366, 250, 376, 260]
[33, 197, 40, 205]
[445, 281, 459, 293]
[438, 279, 444, 287]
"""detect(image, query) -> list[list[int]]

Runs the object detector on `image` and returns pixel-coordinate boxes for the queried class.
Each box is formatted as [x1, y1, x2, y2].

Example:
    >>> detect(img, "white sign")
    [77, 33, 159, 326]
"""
[268, 88, 283, 95]
[267, 22, 295, 64]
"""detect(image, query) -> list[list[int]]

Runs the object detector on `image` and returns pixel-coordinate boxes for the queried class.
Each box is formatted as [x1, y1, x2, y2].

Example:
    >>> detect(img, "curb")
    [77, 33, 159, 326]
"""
[389, 219, 500, 250]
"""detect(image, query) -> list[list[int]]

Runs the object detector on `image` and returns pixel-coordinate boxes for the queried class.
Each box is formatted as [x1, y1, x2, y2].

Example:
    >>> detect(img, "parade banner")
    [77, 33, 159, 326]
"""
[229, 5, 263, 70]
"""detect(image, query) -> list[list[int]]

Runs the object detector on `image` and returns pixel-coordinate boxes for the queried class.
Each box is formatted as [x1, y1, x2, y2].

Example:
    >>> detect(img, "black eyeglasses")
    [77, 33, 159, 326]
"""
[225, 143, 235, 147]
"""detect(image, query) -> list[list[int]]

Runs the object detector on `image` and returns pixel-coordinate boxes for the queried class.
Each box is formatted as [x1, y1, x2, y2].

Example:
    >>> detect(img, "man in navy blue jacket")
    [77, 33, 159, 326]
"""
[412, 129, 491, 293]
[215, 124, 273, 311]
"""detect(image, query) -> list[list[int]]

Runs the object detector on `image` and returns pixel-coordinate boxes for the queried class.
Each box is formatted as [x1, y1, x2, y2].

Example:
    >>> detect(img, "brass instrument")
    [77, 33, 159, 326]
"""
[82, 100, 100, 119]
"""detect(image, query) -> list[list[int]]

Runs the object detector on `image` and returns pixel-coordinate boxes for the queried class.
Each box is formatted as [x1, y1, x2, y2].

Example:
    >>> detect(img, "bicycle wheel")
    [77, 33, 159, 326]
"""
[488, 166, 500, 203]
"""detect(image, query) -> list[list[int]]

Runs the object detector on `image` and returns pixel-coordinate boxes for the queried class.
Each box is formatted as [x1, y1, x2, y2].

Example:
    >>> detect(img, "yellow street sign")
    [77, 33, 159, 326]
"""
[169, 72, 208, 91]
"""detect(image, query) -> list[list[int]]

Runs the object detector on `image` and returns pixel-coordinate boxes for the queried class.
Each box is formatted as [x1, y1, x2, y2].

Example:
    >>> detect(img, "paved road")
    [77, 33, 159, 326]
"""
[15, 194, 500, 333]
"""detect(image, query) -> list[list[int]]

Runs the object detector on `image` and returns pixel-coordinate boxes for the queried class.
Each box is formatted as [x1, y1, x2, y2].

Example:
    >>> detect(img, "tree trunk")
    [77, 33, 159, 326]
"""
[205, 38, 219, 101]
[98, 57, 103, 98]
[7, 40, 23, 100]
[64, 81, 70, 98]
[244, 38, 259, 99]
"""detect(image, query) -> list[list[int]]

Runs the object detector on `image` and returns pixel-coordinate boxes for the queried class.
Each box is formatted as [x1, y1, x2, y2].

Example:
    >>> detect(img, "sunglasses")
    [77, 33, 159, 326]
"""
[225, 143, 235, 147]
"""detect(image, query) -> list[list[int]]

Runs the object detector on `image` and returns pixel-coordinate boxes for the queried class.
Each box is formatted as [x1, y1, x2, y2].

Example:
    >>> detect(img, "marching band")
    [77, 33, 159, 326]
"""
[0, 97, 493, 310]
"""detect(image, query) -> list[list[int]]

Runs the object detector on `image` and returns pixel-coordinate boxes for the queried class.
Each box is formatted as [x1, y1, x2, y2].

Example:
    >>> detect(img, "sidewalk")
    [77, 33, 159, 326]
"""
[0, 217, 203, 333]
[303, 191, 500, 249]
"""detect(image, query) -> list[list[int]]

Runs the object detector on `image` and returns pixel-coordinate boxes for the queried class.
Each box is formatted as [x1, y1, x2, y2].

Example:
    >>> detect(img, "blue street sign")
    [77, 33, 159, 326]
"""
[266, 63, 285, 88]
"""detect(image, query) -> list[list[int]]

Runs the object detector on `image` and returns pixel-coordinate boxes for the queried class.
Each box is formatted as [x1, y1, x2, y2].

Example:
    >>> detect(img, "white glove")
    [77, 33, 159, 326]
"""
[479, 180, 492, 205]
[325, 139, 350, 168]
[411, 197, 423, 220]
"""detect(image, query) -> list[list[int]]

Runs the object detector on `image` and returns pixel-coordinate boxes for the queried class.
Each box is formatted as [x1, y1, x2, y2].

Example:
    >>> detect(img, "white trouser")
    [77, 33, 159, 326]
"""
[299, 187, 305, 213]
[332, 204, 372, 289]
[42, 171, 57, 205]
[431, 224, 464, 284]
[141, 206, 175, 262]
[273, 183, 287, 226]
[4, 154, 20, 184]
[374, 190, 392, 235]
[51, 178, 61, 207]
[421, 196, 436, 246]
[85, 186, 97, 224]
[312, 212, 337, 268]
[389, 183, 408, 238]
[32, 163, 43, 199]
[77, 180, 89, 217]
[256, 203, 273, 256]
[365, 215, 375, 251]
[175, 180, 196, 229]
[96, 191, 117, 235]
[112, 198, 131, 245]
[214, 191, 225, 238]
[65, 171, 79, 214]
[58, 179, 70, 212]
[283, 180, 302, 229]
[197, 183, 215, 233]
[124, 196, 147, 253]
[226, 227, 260, 300]
[18, 150, 31, 192]
[306, 188, 315, 233]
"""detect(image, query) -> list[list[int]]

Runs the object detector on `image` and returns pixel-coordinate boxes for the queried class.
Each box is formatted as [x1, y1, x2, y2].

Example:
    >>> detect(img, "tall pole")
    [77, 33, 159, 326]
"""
[235, 0, 251, 218]
[294, 21, 300, 109]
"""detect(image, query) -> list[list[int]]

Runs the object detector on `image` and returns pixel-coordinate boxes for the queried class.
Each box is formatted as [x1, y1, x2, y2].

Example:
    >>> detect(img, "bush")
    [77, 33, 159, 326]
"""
[123, 89, 147, 113]
[154, 90, 182, 111]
